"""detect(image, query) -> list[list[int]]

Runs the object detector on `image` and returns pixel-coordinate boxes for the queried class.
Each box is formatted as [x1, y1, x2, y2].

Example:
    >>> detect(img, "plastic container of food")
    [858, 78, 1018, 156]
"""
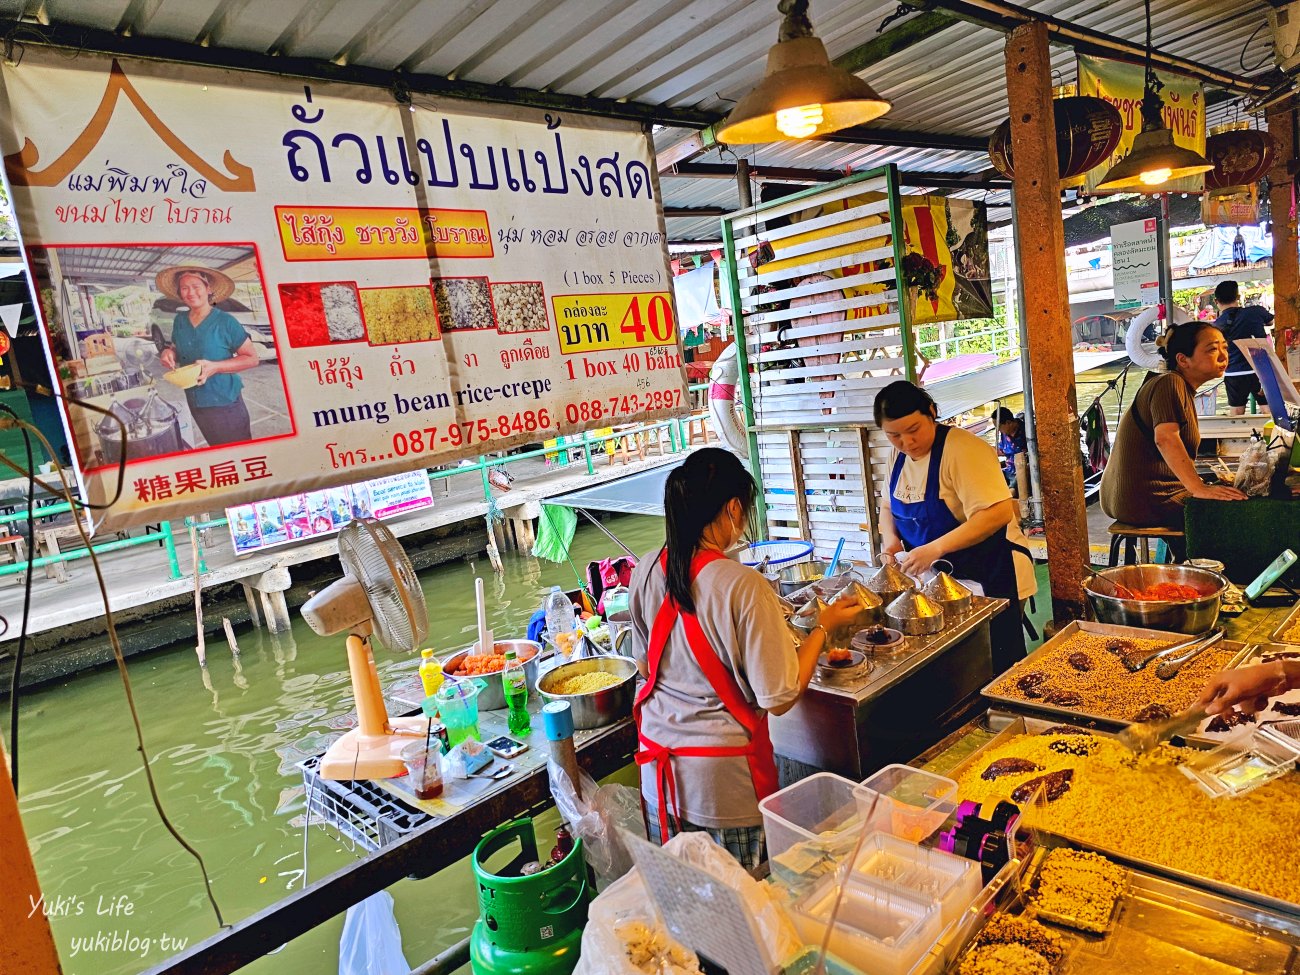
[851, 832, 981, 925]
[855, 765, 958, 843]
[790, 874, 943, 975]
[1179, 724, 1300, 798]
[759, 772, 863, 864]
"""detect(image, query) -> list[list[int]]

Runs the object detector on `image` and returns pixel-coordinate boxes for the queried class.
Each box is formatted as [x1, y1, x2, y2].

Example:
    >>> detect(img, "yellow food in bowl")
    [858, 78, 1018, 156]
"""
[163, 364, 202, 389]
[551, 672, 623, 695]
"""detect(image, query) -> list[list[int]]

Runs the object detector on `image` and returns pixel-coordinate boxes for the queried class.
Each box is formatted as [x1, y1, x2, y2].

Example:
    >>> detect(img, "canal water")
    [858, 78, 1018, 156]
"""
[17, 513, 666, 975]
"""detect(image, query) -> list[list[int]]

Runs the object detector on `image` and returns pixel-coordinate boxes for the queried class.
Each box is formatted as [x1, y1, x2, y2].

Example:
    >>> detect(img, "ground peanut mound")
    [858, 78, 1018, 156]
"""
[955, 731, 1300, 905]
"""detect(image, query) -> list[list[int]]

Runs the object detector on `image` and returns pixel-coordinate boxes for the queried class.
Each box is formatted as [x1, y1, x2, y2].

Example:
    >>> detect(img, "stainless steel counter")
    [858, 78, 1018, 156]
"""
[771, 596, 1007, 780]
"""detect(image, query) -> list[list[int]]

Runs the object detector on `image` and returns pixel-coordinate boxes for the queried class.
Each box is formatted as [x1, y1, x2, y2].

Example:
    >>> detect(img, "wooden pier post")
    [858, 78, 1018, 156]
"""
[1005, 21, 1090, 623]
[1269, 103, 1298, 363]
[251, 564, 292, 634]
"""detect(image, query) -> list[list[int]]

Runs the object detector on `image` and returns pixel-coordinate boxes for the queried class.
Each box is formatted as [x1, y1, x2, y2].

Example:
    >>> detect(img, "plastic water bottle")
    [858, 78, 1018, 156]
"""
[544, 586, 576, 644]
[502, 649, 531, 736]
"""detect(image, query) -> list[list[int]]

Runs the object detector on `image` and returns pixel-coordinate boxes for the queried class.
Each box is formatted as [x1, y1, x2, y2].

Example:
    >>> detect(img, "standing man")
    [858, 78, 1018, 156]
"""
[1213, 280, 1274, 415]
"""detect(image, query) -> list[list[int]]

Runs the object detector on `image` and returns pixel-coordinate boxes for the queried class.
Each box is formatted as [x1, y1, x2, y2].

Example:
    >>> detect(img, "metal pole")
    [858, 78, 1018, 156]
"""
[581, 432, 595, 475]
[1157, 193, 1174, 319]
[409, 937, 472, 975]
[1010, 188, 1044, 526]
[719, 218, 767, 526]
[736, 158, 753, 210]
[162, 519, 180, 579]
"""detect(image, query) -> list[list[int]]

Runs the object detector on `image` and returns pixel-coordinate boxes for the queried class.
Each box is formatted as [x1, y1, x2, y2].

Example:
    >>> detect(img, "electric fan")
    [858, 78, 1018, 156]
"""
[301, 518, 430, 780]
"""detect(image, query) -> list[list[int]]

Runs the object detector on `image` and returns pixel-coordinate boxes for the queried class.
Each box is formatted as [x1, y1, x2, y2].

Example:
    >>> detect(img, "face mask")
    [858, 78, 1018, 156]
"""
[727, 508, 751, 560]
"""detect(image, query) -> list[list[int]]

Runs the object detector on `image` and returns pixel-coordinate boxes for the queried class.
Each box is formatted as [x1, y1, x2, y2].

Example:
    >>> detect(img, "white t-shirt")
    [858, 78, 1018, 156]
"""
[629, 553, 798, 829]
[891, 426, 1038, 601]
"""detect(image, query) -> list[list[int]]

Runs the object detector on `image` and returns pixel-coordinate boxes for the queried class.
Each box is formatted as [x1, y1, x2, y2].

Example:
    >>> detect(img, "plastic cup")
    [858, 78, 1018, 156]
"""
[436, 680, 484, 746]
[400, 741, 443, 800]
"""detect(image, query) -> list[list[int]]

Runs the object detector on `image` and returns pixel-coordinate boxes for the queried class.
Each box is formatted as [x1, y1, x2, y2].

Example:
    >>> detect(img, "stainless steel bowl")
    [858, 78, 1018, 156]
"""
[442, 639, 541, 711]
[536, 655, 639, 730]
[1084, 564, 1227, 635]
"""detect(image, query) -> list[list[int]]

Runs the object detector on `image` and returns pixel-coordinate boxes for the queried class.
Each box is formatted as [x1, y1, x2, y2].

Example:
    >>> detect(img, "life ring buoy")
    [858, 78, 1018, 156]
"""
[1124, 304, 1192, 372]
[708, 342, 749, 456]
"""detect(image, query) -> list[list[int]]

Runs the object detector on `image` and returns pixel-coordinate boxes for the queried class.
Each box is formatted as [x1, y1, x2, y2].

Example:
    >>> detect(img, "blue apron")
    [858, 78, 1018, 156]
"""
[889, 423, 1027, 672]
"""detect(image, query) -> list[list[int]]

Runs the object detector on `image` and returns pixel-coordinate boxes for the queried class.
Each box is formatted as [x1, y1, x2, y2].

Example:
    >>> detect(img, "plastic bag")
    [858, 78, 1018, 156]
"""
[1235, 438, 1274, 497]
[549, 759, 645, 889]
[572, 832, 802, 975]
[338, 891, 409, 975]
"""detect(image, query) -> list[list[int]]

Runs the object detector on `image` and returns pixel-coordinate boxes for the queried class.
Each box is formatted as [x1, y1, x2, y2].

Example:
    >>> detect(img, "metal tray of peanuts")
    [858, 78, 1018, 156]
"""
[982, 620, 1255, 730]
[947, 843, 1300, 973]
[1269, 600, 1300, 647]
[943, 711, 1300, 927]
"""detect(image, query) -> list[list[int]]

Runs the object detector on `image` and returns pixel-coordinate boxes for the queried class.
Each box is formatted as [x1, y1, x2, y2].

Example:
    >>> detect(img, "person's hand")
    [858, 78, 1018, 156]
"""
[193, 359, 214, 385]
[1199, 661, 1289, 716]
[820, 595, 866, 632]
[897, 542, 944, 576]
[881, 536, 904, 557]
[1190, 482, 1247, 501]
[159, 347, 177, 370]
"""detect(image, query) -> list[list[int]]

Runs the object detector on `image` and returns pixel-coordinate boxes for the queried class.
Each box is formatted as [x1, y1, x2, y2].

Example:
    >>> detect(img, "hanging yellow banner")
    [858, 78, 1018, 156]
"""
[1077, 54, 1206, 195]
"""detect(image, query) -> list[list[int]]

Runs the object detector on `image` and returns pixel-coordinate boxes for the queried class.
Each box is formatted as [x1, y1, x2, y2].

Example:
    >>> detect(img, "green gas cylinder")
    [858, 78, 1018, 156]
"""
[470, 818, 588, 975]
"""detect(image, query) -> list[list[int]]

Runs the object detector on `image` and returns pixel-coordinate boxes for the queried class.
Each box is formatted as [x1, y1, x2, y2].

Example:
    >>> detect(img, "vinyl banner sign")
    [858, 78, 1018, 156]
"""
[226, 469, 433, 556]
[0, 51, 684, 529]
[1077, 55, 1206, 195]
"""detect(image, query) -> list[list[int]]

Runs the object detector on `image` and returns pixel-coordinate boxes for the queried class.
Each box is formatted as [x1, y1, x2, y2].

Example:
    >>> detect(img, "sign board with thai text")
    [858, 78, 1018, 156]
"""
[0, 51, 684, 529]
[1111, 218, 1160, 310]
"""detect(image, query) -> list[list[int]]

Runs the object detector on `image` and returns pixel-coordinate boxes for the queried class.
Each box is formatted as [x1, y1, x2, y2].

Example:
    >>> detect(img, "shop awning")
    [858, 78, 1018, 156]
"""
[544, 461, 683, 518]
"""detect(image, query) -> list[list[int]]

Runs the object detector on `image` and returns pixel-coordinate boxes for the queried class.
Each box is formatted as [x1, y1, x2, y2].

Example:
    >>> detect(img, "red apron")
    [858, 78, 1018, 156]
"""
[633, 549, 780, 840]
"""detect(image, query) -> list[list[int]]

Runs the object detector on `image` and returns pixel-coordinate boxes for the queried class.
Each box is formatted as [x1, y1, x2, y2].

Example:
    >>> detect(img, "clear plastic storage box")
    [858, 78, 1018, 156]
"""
[851, 832, 981, 925]
[791, 874, 944, 975]
[760, 772, 863, 866]
[1180, 724, 1300, 799]
[854, 765, 958, 842]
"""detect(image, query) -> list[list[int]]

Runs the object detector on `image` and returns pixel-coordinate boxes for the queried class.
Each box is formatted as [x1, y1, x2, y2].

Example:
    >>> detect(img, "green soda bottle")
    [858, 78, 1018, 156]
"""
[502, 649, 531, 736]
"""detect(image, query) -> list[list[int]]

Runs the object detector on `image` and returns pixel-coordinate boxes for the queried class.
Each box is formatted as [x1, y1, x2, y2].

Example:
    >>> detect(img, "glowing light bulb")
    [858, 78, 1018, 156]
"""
[775, 104, 824, 139]
[1139, 167, 1173, 186]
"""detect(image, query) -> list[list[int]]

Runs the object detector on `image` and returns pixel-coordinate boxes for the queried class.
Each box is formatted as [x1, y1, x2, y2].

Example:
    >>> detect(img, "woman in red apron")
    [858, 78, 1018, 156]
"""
[873, 382, 1035, 674]
[628, 449, 864, 869]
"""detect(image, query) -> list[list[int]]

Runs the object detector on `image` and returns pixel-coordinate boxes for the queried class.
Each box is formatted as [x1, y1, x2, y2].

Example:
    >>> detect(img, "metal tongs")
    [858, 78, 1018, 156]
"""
[1154, 631, 1228, 680]
[1122, 628, 1222, 674]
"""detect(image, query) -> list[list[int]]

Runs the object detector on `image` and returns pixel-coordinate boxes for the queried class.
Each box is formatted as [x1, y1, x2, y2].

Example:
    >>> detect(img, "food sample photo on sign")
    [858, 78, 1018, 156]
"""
[0, 52, 684, 529]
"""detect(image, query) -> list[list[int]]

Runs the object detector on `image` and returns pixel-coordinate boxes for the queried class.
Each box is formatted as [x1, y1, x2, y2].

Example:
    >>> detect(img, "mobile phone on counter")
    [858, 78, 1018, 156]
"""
[484, 735, 528, 759]
[1244, 549, 1299, 603]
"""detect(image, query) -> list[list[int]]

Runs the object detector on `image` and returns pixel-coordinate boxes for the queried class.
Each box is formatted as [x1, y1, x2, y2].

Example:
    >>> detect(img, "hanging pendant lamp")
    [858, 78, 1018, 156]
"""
[716, 0, 891, 144]
[1097, 0, 1211, 192]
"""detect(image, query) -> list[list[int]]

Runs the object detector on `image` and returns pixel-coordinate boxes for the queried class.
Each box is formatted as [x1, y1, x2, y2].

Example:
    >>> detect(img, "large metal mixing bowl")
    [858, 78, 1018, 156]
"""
[442, 639, 541, 711]
[536, 655, 639, 730]
[1084, 564, 1227, 635]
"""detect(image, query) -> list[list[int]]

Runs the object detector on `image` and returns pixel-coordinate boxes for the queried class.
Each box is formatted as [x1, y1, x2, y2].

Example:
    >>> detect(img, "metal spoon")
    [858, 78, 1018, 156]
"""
[1118, 706, 1205, 756]
[1084, 565, 1136, 599]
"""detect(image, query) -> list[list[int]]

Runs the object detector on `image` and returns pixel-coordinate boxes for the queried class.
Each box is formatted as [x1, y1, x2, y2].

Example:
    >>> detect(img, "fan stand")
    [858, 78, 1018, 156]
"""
[319, 633, 428, 780]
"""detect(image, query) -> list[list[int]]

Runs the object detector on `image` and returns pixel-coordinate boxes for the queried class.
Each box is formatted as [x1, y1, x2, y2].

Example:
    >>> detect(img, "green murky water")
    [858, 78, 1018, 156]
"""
[16, 514, 664, 975]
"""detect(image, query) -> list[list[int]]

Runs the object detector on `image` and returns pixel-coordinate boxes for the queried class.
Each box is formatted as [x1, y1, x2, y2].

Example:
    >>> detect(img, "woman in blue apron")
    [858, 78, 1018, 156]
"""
[873, 381, 1031, 673]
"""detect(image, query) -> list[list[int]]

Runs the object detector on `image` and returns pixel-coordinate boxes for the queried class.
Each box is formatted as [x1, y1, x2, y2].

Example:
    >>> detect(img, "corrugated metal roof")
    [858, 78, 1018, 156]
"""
[12, 0, 1278, 240]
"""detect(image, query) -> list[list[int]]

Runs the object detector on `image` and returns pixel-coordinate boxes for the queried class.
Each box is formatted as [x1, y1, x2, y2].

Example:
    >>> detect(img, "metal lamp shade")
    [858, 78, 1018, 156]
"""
[716, 37, 890, 144]
[1097, 125, 1213, 192]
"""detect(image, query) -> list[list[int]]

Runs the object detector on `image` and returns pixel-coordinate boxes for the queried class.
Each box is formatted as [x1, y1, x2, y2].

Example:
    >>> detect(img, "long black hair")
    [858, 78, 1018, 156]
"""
[662, 448, 756, 613]
[1160, 321, 1221, 371]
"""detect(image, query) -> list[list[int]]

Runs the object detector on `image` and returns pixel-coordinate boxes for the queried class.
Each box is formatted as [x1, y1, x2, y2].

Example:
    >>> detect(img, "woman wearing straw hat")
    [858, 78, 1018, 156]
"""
[156, 265, 259, 447]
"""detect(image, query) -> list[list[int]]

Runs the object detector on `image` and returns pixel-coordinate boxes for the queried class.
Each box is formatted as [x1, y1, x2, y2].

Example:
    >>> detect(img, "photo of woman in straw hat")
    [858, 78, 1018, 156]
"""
[156, 264, 260, 446]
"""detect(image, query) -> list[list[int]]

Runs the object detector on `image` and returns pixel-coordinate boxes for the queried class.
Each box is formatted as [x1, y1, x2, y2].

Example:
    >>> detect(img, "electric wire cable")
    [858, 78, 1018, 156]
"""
[0, 418, 227, 928]
[1, 404, 36, 794]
